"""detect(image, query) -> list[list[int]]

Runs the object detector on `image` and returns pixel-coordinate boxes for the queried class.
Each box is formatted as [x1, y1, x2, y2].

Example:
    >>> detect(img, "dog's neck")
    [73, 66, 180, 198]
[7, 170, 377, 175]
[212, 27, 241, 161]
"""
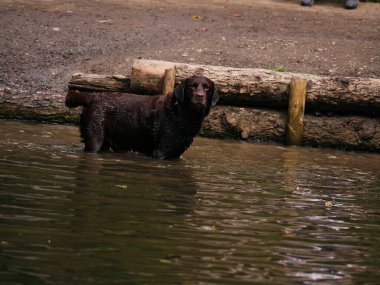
[174, 100, 205, 126]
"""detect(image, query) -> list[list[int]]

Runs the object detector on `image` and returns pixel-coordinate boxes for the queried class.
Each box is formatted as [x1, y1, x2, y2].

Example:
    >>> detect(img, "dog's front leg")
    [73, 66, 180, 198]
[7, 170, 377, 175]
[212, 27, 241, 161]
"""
[152, 148, 167, 160]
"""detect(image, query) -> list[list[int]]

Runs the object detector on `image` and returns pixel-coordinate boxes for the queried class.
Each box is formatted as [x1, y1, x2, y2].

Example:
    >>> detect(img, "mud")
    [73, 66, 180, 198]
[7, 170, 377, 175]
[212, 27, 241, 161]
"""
[0, 0, 379, 98]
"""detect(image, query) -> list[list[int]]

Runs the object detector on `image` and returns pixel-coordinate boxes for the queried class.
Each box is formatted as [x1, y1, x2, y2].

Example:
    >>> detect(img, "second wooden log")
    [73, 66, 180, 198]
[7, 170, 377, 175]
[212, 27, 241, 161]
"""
[201, 106, 380, 152]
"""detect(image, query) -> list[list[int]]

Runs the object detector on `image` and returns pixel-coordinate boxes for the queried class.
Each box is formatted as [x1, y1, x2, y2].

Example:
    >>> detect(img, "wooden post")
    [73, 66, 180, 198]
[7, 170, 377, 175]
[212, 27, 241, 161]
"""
[162, 68, 175, 95]
[130, 59, 174, 94]
[286, 78, 307, 146]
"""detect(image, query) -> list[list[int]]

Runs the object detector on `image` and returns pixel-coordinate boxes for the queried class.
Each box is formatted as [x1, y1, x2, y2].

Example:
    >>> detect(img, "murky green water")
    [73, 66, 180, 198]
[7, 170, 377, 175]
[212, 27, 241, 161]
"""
[1, 120, 380, 284]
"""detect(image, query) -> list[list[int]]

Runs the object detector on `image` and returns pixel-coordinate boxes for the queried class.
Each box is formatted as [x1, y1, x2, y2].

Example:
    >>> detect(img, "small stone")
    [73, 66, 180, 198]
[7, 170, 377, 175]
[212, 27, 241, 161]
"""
[241, 129, 249, 139]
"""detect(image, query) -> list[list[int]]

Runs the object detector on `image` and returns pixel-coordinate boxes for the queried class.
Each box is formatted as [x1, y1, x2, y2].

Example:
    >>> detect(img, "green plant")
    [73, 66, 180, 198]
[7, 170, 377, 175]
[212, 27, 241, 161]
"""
[272, 65, 288, 72]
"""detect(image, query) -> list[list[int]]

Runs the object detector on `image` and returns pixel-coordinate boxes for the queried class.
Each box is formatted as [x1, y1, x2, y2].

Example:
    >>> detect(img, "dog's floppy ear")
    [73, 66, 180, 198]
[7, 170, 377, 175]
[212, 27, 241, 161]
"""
[212, 90, 219, 106]
[211, 82, 219, 106]
[173, 78, 187, 104]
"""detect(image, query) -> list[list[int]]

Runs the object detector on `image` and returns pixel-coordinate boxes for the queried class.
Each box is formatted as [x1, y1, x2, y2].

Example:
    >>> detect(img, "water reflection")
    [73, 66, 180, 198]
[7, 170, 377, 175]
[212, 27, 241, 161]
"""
[278, 147, 378, 284]
[1, 120, 380, 284]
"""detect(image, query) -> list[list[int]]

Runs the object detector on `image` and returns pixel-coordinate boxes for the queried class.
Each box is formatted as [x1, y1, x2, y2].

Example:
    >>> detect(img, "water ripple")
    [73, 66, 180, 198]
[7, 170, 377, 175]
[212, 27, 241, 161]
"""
[1, 121, 380, 284]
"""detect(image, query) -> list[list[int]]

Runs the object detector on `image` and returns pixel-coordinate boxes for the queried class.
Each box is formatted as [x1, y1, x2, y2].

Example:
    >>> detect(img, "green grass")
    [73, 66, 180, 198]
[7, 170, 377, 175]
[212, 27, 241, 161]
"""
[272, 65, 289, 72]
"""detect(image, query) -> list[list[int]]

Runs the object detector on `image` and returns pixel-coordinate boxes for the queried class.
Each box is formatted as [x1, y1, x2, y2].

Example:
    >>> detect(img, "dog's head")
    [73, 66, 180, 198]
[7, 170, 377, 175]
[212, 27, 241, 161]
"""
[174, 75, 219, 116]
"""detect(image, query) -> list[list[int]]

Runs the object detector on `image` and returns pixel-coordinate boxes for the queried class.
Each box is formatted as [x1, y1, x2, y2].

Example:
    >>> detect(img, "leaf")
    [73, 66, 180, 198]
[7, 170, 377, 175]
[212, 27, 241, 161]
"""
[115, 184, 128, 189]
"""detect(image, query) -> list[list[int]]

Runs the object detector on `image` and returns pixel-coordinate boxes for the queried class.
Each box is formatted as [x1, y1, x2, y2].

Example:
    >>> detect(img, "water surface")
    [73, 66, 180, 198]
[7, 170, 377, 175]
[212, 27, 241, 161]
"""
[1, 120, 380, 284]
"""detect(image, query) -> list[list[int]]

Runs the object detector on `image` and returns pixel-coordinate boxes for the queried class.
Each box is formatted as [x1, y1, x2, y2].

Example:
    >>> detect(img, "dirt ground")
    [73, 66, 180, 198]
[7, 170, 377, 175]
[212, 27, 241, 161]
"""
[0, 0, 379, 97]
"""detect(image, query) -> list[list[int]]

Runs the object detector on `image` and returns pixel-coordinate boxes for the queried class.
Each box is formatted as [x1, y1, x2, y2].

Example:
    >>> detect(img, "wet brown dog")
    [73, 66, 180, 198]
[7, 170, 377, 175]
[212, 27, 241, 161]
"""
[65, 76, 218, 159]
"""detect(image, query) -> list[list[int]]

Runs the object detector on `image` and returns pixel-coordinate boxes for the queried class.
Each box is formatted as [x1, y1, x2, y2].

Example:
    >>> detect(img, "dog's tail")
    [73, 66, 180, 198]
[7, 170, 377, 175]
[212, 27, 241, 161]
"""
[65, 90, 94, 108]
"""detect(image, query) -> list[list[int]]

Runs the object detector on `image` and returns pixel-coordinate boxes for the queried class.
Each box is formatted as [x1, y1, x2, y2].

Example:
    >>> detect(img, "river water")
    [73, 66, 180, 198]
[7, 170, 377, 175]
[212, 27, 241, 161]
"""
[1, 120, 379, 284]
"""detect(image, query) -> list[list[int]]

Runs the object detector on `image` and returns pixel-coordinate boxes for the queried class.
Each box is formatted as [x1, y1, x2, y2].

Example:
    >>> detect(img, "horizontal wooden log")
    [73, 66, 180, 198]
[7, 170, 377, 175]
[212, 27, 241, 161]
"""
[132, 59, 380, 117]
[0, 87, 79, 123]
[68, 61, 380, 117]
[69, 73, 132, 92]
[202, 106, 380, 152]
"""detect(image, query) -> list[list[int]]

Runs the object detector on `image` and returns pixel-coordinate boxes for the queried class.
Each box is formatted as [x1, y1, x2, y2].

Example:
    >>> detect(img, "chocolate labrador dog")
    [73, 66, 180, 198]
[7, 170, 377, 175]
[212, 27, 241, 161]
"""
[65, 75, 218, 159]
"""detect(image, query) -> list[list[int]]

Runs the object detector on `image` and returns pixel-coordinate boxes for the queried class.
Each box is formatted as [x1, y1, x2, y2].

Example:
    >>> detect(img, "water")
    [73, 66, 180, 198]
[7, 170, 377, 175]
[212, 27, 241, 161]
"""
[1, 120, 380, 285]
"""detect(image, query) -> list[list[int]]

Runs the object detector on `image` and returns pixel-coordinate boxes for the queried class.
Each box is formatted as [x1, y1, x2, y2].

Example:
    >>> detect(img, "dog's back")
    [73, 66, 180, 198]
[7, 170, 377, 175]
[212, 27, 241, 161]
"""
[66, 90, 165, 154]
[65, 90, 96, 108]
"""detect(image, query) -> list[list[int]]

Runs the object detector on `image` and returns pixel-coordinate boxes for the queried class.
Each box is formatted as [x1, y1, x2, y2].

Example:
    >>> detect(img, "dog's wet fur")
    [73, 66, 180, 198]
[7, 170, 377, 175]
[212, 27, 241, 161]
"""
[65, 76, 218, 159]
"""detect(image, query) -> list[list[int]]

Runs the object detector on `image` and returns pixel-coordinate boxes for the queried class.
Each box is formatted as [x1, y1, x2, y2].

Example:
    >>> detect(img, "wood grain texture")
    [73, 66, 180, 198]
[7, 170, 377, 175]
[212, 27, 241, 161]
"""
[286, 78, 307, 146]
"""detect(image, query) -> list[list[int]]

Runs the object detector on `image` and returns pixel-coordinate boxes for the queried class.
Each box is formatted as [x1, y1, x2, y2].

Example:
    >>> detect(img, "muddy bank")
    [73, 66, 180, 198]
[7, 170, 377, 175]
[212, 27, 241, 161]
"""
[1, 0, 379, 94]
